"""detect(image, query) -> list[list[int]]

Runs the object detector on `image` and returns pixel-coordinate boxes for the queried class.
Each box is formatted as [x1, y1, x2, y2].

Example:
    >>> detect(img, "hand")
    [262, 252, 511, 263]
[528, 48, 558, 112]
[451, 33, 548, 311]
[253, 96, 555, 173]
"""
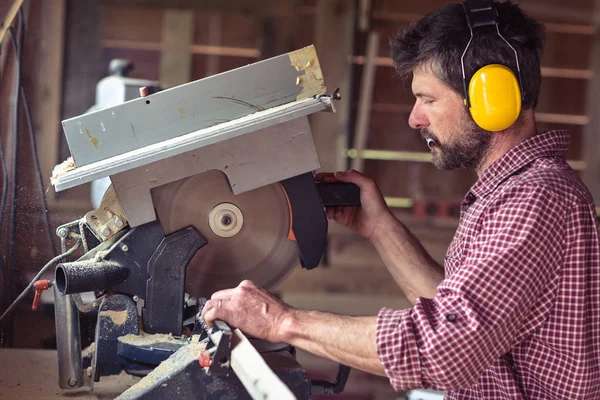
[201, 280, 294, 343]
[316, 170, 395, 241]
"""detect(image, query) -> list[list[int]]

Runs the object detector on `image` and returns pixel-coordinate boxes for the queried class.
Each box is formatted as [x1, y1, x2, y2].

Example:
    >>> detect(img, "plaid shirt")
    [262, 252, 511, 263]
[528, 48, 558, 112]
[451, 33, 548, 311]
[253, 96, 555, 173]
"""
[376, 131, 600, 399]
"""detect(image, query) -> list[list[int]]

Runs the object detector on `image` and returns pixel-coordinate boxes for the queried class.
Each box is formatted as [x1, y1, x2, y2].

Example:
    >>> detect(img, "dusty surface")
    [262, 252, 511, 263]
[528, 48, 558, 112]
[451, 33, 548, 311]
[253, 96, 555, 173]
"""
[118, 333, 176, 346]
[116, 341, 206, 399]
[100, 309, 127, 326]
[0, 349, 140, 399]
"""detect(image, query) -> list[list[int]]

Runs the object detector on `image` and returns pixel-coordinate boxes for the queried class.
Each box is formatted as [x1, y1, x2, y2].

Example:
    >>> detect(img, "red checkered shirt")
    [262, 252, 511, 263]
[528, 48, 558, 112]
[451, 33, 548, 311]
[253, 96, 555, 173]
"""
[376, 130, 600, 399]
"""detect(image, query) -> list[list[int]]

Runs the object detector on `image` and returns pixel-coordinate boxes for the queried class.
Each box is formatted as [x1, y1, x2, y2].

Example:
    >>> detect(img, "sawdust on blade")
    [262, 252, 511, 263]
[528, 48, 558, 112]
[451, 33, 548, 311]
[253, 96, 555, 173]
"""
[151, 169, 299, 297]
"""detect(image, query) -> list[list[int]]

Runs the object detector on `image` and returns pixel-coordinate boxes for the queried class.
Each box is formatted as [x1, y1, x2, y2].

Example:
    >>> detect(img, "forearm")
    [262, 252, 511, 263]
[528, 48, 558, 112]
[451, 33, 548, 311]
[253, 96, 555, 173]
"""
[371, 217, 444, 304]
[280, 309, 386, 377]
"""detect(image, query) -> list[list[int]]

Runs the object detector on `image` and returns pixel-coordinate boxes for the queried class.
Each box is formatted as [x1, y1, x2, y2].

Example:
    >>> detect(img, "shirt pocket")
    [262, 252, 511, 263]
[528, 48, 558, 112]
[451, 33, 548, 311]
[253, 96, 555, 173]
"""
[444, 235, 467, 277]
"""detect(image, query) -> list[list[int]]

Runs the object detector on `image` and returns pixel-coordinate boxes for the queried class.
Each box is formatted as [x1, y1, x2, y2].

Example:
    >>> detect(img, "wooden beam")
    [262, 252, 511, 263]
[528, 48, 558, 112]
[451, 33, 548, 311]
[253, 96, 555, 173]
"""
[160, 10, 194, 88]
[258, 0, 297, 59]
[350, 55, 593, 79]
[61, 0, 103, 124]
[351, 31, 379, 172]
[25, 0, 66, 196]
[310, 0, 356, 173]
[205, 13, 222, 77]
[358, 0, 372, 32]
[103, 39, 261, 58]
[101, 0, 279, 15]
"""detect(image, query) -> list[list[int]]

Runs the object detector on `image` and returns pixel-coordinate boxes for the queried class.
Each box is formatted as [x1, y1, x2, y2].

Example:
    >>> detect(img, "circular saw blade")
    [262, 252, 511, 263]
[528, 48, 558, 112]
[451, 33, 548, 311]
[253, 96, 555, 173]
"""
[151, 169, 299, 297]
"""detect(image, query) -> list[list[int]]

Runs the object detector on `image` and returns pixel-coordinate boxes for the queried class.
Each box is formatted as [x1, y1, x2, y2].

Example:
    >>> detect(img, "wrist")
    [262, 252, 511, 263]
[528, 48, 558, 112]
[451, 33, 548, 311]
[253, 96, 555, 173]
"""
[276, 307, 302, 344]
[369, 213, 402, 245]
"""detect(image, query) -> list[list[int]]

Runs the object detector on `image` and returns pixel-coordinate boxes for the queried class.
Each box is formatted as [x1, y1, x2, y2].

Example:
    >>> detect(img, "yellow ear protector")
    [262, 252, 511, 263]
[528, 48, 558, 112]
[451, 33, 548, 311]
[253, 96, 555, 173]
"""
[461, 0, 524, 132]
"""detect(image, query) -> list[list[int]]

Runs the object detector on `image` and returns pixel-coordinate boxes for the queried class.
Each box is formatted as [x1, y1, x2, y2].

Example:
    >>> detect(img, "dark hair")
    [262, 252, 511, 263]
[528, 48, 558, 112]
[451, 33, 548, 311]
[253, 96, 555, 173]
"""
[390, 1, 545, 109]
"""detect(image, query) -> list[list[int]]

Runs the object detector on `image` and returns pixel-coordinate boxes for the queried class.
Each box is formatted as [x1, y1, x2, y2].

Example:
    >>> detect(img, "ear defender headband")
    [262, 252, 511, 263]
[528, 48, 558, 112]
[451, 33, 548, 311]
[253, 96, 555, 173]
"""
[461, 0, 525, 131]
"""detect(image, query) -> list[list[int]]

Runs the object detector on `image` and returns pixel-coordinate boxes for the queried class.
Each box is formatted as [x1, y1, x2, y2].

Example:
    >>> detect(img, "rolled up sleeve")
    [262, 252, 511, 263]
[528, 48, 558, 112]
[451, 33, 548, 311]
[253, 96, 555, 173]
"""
[376, 307, 423, 390]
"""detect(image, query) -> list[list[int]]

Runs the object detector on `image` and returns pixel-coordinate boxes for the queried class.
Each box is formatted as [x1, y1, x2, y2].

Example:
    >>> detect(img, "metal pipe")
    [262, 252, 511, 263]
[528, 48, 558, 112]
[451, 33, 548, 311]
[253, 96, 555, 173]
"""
[54, 285, 83, 389]
[55, 260, 129, 295]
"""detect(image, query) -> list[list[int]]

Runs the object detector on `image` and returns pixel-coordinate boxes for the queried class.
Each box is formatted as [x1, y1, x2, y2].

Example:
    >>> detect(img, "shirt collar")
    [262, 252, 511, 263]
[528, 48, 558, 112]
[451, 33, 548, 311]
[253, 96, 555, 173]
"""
[469, 130, 570, 199]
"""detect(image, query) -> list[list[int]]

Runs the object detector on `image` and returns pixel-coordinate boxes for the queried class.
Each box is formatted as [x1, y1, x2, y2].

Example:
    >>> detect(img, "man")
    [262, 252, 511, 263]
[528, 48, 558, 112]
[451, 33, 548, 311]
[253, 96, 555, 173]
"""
[202, 1, 600, 398]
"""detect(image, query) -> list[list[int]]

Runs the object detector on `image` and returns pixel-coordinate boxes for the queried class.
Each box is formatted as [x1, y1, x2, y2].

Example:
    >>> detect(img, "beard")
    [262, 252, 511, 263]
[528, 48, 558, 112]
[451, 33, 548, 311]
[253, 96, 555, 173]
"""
[421, 118, 492, 171]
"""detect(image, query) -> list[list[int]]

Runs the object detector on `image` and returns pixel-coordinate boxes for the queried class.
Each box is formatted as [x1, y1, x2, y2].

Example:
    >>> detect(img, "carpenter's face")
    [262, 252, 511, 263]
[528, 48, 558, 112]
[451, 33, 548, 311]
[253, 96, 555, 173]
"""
[408, 66, 491, 171]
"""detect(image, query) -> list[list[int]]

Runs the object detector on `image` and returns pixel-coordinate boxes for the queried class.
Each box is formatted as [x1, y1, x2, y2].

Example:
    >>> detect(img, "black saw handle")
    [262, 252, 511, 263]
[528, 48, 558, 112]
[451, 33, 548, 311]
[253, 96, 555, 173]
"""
[315, 181, 361, 207]
[280, 174, 361, 270]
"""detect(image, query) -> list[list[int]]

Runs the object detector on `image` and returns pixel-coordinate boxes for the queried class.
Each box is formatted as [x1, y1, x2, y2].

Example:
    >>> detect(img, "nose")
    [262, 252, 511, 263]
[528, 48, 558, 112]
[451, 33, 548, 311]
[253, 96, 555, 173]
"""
[408, 104, 429, 130]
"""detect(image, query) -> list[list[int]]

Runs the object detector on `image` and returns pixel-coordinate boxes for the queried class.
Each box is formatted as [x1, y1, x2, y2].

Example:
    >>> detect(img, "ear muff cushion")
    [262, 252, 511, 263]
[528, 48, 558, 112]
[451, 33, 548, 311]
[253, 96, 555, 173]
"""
[468, 64, 522, 131]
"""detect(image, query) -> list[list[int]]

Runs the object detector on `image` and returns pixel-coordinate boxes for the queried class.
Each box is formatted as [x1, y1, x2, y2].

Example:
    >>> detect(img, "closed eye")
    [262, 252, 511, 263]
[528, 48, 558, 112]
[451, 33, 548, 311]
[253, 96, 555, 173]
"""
[414, 92, 436, 105]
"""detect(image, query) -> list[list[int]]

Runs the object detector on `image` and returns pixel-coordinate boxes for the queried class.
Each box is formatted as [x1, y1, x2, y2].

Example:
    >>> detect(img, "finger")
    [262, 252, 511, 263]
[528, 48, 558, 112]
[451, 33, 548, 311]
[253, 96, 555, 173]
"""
[201, 299, 217, 326]
[239, 280, 256, 288]
[334, 169, 375, 189]
[334, 207, 345, 223]
[203, 302, 234, 328]
[315, 172, 342, 183]
[314, 172, 334, 181]
[326, 207, 335, 219]
[211, 288, 237, 300]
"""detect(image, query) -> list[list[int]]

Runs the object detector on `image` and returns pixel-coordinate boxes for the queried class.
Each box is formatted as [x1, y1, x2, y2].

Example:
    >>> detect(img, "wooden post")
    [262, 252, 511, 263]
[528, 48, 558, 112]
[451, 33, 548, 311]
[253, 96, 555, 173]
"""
[24, 0, 67, 195]
[160, 10, 194, 88]
[310, 0, 356, 173]
[351, 31, 379, 172]
[258, 0, 297, 60]
[205, 13, 223, 77]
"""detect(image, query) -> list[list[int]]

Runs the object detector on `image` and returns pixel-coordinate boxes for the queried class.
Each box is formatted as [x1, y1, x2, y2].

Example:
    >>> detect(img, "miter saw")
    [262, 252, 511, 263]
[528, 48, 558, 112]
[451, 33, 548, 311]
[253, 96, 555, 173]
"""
[41, 45, 359, 399]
